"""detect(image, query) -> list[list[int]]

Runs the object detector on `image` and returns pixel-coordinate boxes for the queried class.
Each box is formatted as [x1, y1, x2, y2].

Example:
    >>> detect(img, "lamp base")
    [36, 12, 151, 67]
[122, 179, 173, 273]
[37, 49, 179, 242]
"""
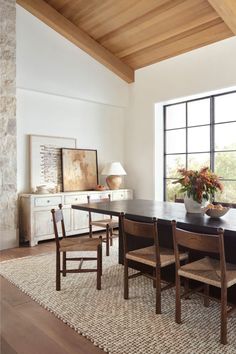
[106, 175, 122, 190]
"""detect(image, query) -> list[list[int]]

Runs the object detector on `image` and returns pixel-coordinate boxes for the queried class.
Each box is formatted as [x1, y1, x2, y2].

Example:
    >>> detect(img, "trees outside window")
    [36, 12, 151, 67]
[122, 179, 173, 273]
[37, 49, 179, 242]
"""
[164, 91, 236, 203]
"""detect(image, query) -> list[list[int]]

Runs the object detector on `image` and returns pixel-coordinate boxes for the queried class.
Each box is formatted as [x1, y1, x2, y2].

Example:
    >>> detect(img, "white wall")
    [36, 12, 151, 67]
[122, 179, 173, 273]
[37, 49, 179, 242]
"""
[17, 89, 125, 192]
[125, 36, 236, 200]
[16, 6, 129, 107]
[16, 6, 129, 193]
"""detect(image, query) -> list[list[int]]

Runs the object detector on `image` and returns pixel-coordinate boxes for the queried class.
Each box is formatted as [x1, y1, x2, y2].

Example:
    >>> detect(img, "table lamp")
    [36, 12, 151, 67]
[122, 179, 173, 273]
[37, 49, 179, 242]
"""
[101, 162, 127, 190]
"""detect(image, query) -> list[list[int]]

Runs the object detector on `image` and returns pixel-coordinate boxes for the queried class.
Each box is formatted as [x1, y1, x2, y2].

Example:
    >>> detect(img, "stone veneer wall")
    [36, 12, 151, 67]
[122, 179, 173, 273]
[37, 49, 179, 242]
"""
[0, 0, 17, 249]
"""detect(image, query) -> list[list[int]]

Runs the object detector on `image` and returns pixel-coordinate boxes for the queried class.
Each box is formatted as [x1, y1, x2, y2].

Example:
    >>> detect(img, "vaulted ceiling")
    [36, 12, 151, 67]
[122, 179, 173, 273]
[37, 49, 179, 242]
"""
[17, 0, 236, 83]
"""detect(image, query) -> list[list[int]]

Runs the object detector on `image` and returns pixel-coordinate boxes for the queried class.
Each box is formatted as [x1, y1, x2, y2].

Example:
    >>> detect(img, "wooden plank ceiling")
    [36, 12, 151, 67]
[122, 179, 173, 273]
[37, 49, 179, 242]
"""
[17, 0, 236, 83]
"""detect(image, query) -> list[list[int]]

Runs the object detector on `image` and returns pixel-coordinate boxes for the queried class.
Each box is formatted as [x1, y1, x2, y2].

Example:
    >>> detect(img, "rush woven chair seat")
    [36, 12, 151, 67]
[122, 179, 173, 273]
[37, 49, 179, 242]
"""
[121, 215, 188, 314]
[51, 204, 102, 291]
[172, 220, 236, 345]
[87, 194, 118, 256]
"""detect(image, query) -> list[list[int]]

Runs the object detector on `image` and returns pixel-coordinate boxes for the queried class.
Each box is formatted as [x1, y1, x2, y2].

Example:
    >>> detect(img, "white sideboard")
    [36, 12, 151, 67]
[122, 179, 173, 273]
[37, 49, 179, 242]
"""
[19, 189, 133, 246]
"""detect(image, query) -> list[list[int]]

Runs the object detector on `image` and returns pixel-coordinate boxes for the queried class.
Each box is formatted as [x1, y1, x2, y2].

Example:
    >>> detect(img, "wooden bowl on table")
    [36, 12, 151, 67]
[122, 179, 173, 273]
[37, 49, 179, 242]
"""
[205, 203, 229, 218]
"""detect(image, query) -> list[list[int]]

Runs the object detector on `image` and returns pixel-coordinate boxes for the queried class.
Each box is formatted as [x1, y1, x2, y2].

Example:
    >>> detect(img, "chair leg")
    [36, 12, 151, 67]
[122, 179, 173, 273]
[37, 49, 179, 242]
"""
[220, 286, 228, 345]
[156, 267, 161, 314]
[110, 228, 113, 246]
[105, 225, 109, 256]
[184, 277, 190, 299]
[89, 223, 92, 238]
[62, 252, 66, 277]
[124, 258, 129, 299]
[204, 284, 210, 307]
[175, 274, 181, 324]
[153, 269, 156, 288]
[99, 236, 103, 275]
[97, 243, 102, 290]
[56, 250, 61, 291]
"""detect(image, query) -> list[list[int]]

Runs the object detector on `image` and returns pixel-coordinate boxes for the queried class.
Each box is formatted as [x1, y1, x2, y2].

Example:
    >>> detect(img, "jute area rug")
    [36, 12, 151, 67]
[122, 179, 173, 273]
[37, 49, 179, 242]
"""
[1, 241, 235, 354]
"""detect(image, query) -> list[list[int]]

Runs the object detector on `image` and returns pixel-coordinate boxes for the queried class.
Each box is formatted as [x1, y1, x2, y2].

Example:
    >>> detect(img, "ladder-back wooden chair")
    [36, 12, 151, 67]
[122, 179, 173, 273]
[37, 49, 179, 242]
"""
[121, 215, 188, 314]
[87, 194, 118, 256]
[51, 204, 102, 291]
[172, 220, 236, 345]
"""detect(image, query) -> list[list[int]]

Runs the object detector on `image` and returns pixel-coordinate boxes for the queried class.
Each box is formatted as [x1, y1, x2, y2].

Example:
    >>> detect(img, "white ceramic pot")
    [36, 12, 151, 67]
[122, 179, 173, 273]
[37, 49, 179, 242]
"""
[184, 195, 208, 214]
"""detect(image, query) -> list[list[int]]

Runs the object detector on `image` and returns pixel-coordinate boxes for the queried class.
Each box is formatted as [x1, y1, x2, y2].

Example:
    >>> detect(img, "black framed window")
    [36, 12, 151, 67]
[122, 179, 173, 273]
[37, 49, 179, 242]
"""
[164, 91, 236, 202]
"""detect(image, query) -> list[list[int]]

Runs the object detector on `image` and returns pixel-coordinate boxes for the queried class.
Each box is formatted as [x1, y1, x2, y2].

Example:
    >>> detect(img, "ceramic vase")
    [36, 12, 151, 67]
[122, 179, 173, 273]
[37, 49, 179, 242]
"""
[184, 195, 208, 213]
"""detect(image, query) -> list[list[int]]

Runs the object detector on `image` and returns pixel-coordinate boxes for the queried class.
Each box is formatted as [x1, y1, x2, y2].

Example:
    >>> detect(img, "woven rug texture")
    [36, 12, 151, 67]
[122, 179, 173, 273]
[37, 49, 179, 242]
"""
[0, 241, 236, 354]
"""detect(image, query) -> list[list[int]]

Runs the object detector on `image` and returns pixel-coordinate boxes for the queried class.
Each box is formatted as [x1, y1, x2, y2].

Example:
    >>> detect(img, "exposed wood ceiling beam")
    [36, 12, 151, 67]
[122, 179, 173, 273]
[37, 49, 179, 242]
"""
[122, 19, 232, 69]
[16, 0, 134, 83]
[208, 0, 236, 34]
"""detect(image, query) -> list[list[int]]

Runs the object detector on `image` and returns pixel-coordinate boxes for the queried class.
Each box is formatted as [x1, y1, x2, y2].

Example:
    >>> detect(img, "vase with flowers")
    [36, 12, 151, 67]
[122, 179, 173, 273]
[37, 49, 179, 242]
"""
[173, 167, 223, 213]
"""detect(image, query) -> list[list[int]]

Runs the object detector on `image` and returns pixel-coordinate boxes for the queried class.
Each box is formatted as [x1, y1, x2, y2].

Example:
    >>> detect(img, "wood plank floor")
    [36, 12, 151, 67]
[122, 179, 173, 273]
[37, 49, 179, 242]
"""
[0, 240, 104, 354]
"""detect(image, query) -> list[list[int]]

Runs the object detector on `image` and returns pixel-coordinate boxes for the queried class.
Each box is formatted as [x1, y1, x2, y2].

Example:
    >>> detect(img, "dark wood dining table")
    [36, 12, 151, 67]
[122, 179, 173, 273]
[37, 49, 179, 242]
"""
[72, 199, 236, 303]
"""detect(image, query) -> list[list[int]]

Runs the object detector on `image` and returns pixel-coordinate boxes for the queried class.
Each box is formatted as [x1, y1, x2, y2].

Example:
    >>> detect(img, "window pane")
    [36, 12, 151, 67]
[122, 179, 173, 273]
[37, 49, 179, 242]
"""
[215, 151, 236, 179]
[188, 153, 210, 170]
[187, 98, 210, 126]
[188, 126, 210, 152]
[166, 155, 186, 178]
[215, 122, 236, 150]
[165, 103, 185, 129]
[166, 129, 186, 153]
[165, 179, 183, 202]
[214, 181, 236, 203]
[215, 92, 236, 123]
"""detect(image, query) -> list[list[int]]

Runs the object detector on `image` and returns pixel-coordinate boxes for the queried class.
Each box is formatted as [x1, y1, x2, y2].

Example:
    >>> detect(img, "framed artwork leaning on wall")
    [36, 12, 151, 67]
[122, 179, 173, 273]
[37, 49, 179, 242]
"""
[29, 135, 76, 193]
[62, 148, 98, 191]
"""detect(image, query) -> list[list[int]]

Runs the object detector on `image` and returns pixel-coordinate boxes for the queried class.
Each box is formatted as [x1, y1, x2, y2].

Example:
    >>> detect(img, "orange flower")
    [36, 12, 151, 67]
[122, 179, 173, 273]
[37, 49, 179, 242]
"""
[173, 167, 223, 203]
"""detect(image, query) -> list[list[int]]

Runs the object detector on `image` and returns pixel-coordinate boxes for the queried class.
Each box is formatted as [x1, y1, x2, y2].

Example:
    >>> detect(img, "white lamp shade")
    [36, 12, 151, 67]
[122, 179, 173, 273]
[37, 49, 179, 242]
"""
[101, 162, 126, 176]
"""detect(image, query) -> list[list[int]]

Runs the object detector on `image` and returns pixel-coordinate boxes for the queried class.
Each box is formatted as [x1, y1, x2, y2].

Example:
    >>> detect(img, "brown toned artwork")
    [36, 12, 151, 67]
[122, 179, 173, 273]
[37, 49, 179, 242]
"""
[62, 148, 98, 191]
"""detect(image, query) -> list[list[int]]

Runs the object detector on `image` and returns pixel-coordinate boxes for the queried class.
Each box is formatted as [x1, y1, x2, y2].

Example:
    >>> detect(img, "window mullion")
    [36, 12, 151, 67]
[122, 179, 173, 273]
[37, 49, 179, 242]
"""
[210, 96, 215, 171]
[163, 106, 167, 201]
[186, 102, 188, 169]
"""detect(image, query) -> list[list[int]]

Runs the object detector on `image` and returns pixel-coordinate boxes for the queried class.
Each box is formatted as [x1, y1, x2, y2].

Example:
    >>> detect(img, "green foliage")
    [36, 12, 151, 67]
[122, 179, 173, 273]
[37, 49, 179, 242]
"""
[166, 144, 236, 203]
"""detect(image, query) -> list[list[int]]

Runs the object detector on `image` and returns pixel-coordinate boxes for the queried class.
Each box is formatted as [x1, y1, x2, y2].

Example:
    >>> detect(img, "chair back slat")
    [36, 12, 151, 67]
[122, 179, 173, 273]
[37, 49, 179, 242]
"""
[175, 227, 220, 253]
[54, 209, 63, 223]
[51, 205, 66, 248]
[87, 194, 112, 222]
[121, 215, 160, 266]
[123, 218, 156, 238]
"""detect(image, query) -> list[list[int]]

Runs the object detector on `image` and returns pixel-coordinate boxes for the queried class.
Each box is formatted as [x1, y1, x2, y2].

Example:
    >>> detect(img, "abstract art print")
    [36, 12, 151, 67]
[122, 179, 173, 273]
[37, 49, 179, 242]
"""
[62, 148, 98, 191]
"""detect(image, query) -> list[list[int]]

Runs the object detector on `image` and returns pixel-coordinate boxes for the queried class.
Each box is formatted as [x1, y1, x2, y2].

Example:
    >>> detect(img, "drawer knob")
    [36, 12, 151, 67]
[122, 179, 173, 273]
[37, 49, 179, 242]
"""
[47, 200, 50, 203]
[75, 198, 78, 201]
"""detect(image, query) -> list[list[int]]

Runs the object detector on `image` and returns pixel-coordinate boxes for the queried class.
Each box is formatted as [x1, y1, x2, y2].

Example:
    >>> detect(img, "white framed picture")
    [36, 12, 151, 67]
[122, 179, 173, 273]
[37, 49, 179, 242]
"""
[29, 135, 76, 192]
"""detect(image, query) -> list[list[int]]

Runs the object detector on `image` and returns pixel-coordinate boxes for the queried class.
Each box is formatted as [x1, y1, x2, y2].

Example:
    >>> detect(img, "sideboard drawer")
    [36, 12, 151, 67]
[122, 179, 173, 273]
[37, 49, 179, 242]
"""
[112, 190, 133, 201]
[64, 194, 88, 205]
[34, 196, 62, 207]
[112, 191, 126, 201]
[89, 192, 111, 201]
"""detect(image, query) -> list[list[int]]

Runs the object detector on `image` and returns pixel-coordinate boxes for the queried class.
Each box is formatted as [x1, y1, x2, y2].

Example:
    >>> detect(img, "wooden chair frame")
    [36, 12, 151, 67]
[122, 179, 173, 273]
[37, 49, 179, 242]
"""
[121, 215, 181, 314]
[87, 194, 118, 256]
[51, 204, 102, 291]
[172, 220, 236, 345]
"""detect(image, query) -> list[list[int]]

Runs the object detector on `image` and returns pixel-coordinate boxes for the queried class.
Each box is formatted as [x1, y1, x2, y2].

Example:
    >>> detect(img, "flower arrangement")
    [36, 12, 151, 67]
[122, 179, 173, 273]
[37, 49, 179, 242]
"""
[173, 167, 223, 203]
